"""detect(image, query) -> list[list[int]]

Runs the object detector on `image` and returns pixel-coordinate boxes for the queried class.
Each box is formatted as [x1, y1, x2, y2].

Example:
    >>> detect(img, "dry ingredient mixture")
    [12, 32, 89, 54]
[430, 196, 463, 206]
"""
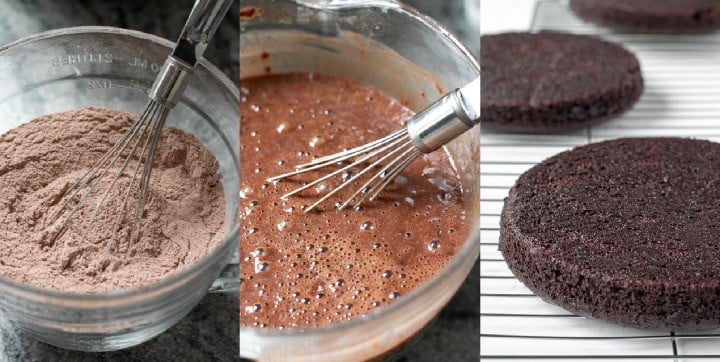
[240, 73, 469, 329]
[0, 107, 225, 293]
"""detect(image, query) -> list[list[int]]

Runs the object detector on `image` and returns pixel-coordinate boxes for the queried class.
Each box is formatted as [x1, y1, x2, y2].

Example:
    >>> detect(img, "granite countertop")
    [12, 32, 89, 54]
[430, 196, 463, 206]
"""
[0, 0, 239, 361]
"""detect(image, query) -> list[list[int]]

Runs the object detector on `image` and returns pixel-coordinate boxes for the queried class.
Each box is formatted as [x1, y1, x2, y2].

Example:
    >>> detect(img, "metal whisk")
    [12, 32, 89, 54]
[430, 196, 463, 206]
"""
[269, 77, 480, 212]
[42, 0, 232, 256]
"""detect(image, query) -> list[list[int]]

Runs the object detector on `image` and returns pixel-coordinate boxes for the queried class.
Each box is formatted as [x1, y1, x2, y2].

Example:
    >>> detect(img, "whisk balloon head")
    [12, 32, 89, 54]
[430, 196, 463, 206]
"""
[267, 78, 480, 213]
[42, 102, 169, 263]
[267, 128, 422, 213]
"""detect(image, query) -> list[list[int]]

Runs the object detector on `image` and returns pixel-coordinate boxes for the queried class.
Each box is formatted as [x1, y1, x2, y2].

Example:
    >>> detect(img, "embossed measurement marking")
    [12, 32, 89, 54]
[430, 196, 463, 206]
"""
[86, 80, 113, 90]
[127, 57, 162, 72]
[52, 53, 112, 66]
[52, 54, 162, 73]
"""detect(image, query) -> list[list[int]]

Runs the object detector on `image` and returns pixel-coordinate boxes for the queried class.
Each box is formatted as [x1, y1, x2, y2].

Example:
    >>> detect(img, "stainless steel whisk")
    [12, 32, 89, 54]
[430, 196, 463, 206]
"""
[269, 77, 480, 212]
[43, 0, 232, 256]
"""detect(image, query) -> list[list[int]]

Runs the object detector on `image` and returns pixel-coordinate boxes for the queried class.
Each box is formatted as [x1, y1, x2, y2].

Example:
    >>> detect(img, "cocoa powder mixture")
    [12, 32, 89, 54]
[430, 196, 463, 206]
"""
[0, 107, 225, 293]
[240, 74, 468, 329]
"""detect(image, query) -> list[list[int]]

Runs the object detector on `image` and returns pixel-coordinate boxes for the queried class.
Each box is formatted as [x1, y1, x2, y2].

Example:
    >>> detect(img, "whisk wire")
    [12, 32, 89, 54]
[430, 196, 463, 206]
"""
[303, 136, 413, 212]
[267, 129, 408, 182]
[44, 105, 159, 248]
[268, 77, 479, 213]
[44, 101, 169, 258]
[269, 127, 423, 213]
[85, 103, 162, 240]
[296, 128, 407, 169]
[364, 148, 421, 204]
[279, 130, 409, 200]
[107, 103, 167, 256]
[335, 139, 415, 211]
[128, 106, 168, 256]
[43, 110, 148, 231]
[348, 142, 420, 210]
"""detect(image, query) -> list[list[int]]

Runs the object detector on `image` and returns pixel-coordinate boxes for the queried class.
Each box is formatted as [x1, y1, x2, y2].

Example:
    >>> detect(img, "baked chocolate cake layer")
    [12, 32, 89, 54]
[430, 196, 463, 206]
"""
[481, 32, 643, 132]
[570, 0, 720, 33]
[499, 138, 720, 330]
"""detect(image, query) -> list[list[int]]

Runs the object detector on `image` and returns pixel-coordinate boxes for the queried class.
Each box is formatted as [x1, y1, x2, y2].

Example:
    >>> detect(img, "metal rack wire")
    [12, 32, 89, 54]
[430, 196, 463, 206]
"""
[480, 0, 720, 359]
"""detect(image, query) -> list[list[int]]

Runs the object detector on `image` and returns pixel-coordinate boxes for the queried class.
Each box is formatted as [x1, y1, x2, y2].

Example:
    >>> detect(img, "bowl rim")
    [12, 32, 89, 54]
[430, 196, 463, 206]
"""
[239, 0, 481, 342]
[0, 25, 240, 302]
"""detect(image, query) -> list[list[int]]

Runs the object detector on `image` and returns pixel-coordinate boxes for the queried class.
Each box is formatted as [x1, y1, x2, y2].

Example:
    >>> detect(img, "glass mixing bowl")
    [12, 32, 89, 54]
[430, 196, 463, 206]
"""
[240, 1, 480, 360]
[0, 26, 239, 351]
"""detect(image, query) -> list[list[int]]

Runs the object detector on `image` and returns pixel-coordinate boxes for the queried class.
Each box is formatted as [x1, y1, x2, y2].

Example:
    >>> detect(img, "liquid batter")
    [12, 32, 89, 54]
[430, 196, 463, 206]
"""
[240, 74, 468, 329]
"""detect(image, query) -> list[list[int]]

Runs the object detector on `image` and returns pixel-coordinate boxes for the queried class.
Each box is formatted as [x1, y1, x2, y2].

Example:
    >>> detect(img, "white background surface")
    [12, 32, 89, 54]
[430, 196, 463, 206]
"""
[480, 0, 536, 34]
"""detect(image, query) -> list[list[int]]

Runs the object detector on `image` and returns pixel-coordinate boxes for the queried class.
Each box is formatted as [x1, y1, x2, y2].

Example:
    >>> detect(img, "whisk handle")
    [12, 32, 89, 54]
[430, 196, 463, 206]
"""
[458, 76, 481, 123]
[173, 0, 234, 65]
[150, 0, 233, 107]
[407, 76, 480, 153]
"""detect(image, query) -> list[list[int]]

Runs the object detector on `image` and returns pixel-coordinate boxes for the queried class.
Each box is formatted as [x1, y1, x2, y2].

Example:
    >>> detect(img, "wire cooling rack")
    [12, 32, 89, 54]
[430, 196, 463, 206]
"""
[480, 0, 720, 360]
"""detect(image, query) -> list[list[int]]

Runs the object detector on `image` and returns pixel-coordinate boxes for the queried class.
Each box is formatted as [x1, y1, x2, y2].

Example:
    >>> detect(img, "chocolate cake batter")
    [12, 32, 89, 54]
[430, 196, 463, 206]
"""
[500, 138, 720, 330]
[240, 74, 468, 329]
[0, 107, 225, 293]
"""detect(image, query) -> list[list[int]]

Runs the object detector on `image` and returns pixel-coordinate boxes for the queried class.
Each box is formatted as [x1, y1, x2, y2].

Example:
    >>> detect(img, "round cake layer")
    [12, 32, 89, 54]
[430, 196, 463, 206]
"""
[570, 0, 720, 33]
[481, 32, 643, 132]
[500, 138, 720, 330]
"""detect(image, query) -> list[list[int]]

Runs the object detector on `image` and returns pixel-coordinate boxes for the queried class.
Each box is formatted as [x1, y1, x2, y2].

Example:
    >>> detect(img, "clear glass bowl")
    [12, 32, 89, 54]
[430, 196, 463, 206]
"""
[240, 1, 480, 360]
[0, 26, 239, 351]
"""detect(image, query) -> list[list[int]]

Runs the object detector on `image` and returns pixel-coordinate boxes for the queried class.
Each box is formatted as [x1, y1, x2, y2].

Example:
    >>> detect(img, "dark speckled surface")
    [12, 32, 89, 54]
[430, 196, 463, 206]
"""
[0, 293, 239, 361]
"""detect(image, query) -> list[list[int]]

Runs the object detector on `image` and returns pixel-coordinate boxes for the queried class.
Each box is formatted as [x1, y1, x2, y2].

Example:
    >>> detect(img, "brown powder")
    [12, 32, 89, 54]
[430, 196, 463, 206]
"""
[0, 107, 225, 293]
